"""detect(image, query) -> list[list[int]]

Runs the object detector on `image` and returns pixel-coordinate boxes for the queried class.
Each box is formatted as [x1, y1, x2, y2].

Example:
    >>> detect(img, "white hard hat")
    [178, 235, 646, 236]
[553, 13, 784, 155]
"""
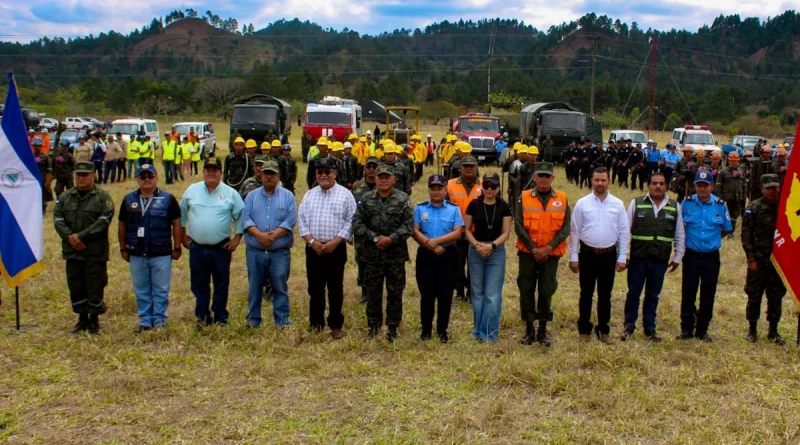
[647, 139, 654, 144]
[366, 130, 372, 135]
[427, 133, 432, 138]
[343, 142, 352, 148]
[503, 132, 509, 138]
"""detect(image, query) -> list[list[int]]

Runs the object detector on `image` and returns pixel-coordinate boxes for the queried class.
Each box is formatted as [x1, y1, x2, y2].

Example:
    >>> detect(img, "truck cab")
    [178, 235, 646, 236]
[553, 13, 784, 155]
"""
[671, 125, 720, 156]
[609, 130, 647, 145]
[229, 95, 292, 146]
[303, 102, 362, 145]
[452, 112, 501, 163]
[173, 122, 217, 158]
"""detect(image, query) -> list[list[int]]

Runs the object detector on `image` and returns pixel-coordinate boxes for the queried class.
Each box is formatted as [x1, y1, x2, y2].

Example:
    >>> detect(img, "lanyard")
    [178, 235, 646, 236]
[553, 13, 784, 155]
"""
[139, 195, 154, 215]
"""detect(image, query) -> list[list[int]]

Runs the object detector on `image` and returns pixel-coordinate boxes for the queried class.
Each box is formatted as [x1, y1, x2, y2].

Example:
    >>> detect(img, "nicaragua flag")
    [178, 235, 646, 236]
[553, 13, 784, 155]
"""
[0, 73, 44, 287]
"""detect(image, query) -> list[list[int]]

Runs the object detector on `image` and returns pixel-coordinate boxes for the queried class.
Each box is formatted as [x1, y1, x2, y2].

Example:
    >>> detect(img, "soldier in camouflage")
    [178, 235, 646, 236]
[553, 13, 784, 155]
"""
[223, 137, 254, 188]
[239, 159, 266, 199]
[742, 174, 786, 345]
[772, 148, 788, 188]
[52, 139, 75, 198]
[748, 146, 775, 202]
[398, 145, 417, 187]
[352, 164, 414, 342]
[280, 144, 297, 194]
[343, 142, 362, 185]
[31, 137, 53, 213]
[380, 144, 412, 195]
[351, 156, 380, 304]
[715, 151, 747, 233]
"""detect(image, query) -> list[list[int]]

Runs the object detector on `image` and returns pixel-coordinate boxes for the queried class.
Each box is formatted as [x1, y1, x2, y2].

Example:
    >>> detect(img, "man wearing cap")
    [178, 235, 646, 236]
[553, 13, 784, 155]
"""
[244, 139, 259, 161]
[351, 156, 380, 303]
[515, 162, 571, 346]
[54, 162, 115, 334]
[330, 142, 349, 187]
[89, 133, 106, 184]
[627, 143, 646, 192]
[243, 160, 296, 328]
[645, 140, 660, 184]
[749, 146, 776, 202]
[161, 132, 178, 185]
[620, 171, 684, 342]
[53, 139, 75, 198]
[715, 151, 747, 232]
[425, 134, 436, 166]
[397, 145, 416, 185]
[139, 135, 154, 166]
[614, 140, 631, 187]
[343, 141, 361, 186]
[306, 137, 332, 189]
[73, 134, 93, 163]
[280, 144, 297, 194]
[298, 157, 357, 339]
[224, 137, 253, 189]
[569, 167, 630, 343]
[742, 173, 786, 344]
[447, 155, 482, 301]
[239, 158, 267, 199]
[381, 144, 412, 195]
[541, 135, 554, 164]
[677, 170, 733, 342]
[772, 149, 788, 188]
[103, 135, 124, 184]
[118, 164, 182, 333]
[413, 174, 464, 342]
[449, 142, 472, 180]
[353, 164, 413, 342]
[179, 157, 245, 327]
[31, 137, 53, 214]
[661, 144, 680, 186]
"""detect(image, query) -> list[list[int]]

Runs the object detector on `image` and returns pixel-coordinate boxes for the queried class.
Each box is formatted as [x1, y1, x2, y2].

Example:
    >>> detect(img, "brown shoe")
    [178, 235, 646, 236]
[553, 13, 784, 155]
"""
[331, 329, 344, 340]
[579, 334, 590, 342]
[599, 334, 612, 344]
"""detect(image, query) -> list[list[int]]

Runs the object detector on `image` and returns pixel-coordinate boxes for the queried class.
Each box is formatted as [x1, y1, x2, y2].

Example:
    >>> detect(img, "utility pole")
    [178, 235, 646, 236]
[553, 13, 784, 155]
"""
[487, 21, 497, 111]
[589, 35, 600, 116]
[648, 38, 657, 132]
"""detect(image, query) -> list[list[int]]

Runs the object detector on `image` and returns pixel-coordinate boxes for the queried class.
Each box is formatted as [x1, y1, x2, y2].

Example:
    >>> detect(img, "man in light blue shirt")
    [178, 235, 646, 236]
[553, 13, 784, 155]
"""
[660, 144, 681, 186]
[179, 157, 245, 327]
[678, 170, 733, 342]
[243, 161, 297, 327]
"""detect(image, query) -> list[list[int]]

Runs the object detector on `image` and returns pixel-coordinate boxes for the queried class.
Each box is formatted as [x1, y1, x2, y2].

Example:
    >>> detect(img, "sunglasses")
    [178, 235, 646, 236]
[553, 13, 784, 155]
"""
[139, 174, 156, 180]
[316, 169, 332, 176]
[482, 183, 499, 190]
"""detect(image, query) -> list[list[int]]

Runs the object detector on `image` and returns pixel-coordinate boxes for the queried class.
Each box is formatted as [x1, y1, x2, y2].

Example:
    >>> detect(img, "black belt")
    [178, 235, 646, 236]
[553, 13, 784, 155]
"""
[580, 242, 616, 255]
[191, 238, 229, 248]
[685, 248, 719, 258]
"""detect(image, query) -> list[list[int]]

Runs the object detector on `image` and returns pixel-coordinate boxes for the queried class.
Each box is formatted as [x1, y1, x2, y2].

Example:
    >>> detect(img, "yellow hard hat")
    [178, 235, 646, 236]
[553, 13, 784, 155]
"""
[529, 145, 539, 155]
[383, 144, 396, 154]
[359, 136, 367, 143]
[245, 139, 257, 149]
[411, 134, 422, 141]
[316, 136, 329, 146]
[513, 142, 521, 151]
[456, 141, 472, 153]
[271, 140, 281, 148]
[234, 137, 245, 144]
[518, 144, 528, 154]
[260, 142, 270, 149]
[348, 133, 358, 140]
[332, 141, 344, 152]
[446, 134, 457, 142]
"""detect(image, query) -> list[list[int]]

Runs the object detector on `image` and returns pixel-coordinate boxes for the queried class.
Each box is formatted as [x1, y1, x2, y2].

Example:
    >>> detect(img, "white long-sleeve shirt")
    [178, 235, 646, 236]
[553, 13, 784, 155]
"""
[626, 195, 686, 264]
[569, 192, 630, 263]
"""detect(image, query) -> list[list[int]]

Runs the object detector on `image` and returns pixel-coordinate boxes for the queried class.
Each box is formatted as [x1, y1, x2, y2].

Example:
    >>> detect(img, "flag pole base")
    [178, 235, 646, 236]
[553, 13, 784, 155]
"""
[15, 286, 20, 331]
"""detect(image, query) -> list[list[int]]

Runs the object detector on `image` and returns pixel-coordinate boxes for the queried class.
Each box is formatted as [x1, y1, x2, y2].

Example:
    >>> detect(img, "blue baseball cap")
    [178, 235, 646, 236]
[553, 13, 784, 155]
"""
[135, 164, 157, 177]
[694, 170, 713, 184]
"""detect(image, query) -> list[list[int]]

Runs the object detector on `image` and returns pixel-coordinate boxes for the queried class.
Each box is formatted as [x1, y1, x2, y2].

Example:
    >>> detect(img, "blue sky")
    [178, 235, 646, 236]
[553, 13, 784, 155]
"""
[1, 0, 792, 42]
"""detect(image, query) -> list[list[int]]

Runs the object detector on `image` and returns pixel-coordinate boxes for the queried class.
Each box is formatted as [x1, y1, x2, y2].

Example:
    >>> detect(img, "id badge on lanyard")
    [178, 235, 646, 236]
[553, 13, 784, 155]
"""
[138, 196, 154, 237]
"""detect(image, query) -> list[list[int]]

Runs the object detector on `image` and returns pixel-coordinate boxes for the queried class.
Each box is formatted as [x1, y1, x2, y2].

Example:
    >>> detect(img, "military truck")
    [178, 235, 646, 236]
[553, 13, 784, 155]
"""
[229, 94, 292, 145]
[520, 102, 602, 160]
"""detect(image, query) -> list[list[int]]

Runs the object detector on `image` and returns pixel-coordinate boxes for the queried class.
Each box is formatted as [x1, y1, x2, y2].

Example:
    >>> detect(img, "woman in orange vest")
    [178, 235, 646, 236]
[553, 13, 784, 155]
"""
[464, 172, 512, 343]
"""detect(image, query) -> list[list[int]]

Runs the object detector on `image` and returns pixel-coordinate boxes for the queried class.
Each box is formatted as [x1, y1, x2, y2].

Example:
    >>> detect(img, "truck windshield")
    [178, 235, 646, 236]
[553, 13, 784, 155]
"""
[173, 124, 199, 135]
[542, 114, 585, 132]
[232, 107, 277, 125]
[740, 137, 761, 147]
[685, 133, 714, 145]
[110, 123, 141, 135]
[306, 111, 351, 126]
[459, 118, 500, 133]
[614, 132, 647, 144]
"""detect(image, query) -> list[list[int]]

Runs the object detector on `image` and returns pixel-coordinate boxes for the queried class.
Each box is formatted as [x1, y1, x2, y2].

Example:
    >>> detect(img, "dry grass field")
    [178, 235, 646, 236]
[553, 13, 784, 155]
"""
[1, 122, 799, 444]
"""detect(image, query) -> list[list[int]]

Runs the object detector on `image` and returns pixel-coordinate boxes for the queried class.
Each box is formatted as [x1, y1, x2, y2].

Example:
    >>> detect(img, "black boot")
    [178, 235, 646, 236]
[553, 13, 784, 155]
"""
[71, 313, 89, 333]
[746, 321, 757, 343]
[386, 325, 398, 343]
[768, 323, 786, 346]
[537, 322, 551, 347]
[520, 322, 535, 345]
[368, 325, 380, 339]
[87, 313, 102, 335]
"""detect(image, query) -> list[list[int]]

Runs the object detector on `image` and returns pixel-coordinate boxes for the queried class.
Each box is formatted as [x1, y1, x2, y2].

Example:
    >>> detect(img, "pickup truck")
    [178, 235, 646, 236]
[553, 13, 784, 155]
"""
[722, 135, 765, 156]
[63, 117, 96, 130]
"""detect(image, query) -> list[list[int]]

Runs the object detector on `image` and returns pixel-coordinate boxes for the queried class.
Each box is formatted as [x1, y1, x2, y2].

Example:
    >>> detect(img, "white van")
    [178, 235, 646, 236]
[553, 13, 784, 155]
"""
[109, 118, 161, 149]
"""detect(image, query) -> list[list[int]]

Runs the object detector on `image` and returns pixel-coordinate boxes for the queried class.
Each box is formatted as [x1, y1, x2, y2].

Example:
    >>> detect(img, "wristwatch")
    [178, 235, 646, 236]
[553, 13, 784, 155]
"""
[490, 242, 497, 250]
[307, 238, 315, 247]
[373, 236, 380, 243]
[173, 247, 182, 253]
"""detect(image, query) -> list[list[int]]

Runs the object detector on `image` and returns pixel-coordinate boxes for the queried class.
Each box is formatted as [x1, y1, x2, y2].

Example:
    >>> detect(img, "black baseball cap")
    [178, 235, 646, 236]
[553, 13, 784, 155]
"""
[428, 174, 447, 187]
[482, 172, 500, 185]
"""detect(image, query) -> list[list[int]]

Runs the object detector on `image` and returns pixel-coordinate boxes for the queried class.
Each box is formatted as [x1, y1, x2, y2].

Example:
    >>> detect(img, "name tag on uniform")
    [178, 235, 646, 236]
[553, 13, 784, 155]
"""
[138, 227, 145, 237]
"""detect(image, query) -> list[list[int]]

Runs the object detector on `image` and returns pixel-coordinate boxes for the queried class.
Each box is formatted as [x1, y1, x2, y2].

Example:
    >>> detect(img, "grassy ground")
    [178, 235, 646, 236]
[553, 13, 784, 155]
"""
[2, 123, 800, 444]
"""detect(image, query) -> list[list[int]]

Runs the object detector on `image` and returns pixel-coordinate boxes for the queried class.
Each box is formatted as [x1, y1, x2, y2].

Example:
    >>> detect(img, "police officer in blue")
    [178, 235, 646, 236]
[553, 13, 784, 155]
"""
[645, 140, 661, 184]
[412, 174, 465, 342]
[677, 170, 733, 342]
[118, 164, 183, 333]
[661, 144, 681, 186]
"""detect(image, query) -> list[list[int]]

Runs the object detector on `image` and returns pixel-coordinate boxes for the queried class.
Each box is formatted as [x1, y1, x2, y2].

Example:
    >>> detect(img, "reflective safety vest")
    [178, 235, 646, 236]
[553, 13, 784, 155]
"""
[446, 178, 482, 218]
[140, 141, 153, 159]
[190, 142, 201, 161]
[127, 140, 141, 161]
[630, 196, 678, 261]
[516, 189, 568, 256]
[162, 140, 177, 161]
[181, 143, 192, 161]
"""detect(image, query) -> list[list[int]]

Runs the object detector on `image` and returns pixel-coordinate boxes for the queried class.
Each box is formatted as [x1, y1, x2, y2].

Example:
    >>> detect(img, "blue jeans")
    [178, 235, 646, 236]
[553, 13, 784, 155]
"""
[189, 241, 232, 324]
[246, 247, 291, 327]
[468, 245, 506, 342]
[130, 255, 173, 327]
[103, 160, 117, 183]
[163, 160, 175, 184]
[624, 257, 668, 333]
[127, 160, 137, 178]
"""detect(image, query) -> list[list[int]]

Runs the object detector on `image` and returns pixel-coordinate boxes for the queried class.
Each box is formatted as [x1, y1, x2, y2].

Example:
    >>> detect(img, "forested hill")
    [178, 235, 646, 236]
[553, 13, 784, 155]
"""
[2, 11, 800, 126]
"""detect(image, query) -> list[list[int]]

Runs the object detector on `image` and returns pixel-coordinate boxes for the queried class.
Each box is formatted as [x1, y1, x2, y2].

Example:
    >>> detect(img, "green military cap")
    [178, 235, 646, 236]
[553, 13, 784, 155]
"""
[461, 155, 478, 166]
[204, 156, 222, 170]
[376, 164, 394, 176]
[74, 161, 95, 173]
[365, 156, 380, 166]
[534, 162, 554, 175]
[260, 160, 280, 173]
[254, 158, 267, 165]
[761, 173, 780, 188]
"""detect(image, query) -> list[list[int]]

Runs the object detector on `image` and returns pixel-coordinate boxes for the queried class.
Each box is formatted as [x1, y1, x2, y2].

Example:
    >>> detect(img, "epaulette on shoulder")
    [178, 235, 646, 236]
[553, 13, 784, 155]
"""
[715, 196, 725, 204]
[687, 194, 697, 201]
[445, 199, 457, 206]
[416, 200, 429, 207]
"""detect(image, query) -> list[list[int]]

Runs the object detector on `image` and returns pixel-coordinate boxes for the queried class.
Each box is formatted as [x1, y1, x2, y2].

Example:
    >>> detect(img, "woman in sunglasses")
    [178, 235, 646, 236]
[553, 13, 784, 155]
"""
[464, 172, 512, 342]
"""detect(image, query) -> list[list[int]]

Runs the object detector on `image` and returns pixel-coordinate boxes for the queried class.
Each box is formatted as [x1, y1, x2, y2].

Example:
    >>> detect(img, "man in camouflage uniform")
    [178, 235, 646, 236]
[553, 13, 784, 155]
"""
[53, 162, 115, 334]
[31, 137, 53, 214]
[266, 140, 282, 162]
[330, 143, 350, 188]
[239, 159, 266, 199]
[343, 142, 362, 186]
[448, 142, 470, 180]
[749, 146, 775, 202]
[280, 144, 297, 194]
[673, 147, 696, 202]
[380, 144, 412, 195]
[224, 137, 254, 189]
[541, 135, 555, 163]
[715, 151, 747, 232]
[351, 156, 380, 303]
[352, 164, 414, 342]
[742, 174, 786, 345]
[398, 145, 417, 187]
[52, 139, 75, 198]
[772, 148, 788, 188]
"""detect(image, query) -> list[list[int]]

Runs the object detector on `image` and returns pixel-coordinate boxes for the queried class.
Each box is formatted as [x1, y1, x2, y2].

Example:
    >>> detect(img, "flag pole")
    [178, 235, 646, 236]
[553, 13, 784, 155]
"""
[15, 286, 20, 331]
[796, 312, 799, 346]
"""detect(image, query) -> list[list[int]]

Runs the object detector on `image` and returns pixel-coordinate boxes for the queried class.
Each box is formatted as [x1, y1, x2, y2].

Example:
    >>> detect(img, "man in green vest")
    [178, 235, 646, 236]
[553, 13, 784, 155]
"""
[138, 135, 153, 166]
[161, 131, 178, 184]
[621, 171, 685, 342]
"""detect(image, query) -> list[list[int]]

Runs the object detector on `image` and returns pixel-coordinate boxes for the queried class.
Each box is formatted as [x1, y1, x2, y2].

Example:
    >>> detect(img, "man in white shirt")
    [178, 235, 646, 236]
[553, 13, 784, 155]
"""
[621, 172, 685, 342]
[569, 167, 630, 343]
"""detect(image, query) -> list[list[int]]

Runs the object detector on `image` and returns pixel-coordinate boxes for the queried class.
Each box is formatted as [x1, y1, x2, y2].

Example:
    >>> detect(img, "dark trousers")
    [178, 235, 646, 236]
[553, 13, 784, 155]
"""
[663, 167, 674, 188]
[117, 159, 127, 181]
[745, 263, 785, 324]
[192, 161, 199, 175]
[454, 239, 471, 296]
[611, 163, 619, 184]
[617, 167, 629, 187]
[364, 262, 406, 327]
[425, 155, 434, 166]
[93, 161, 103, 183]
[102, 161, 116, 183]
[163, 160, 175, 184]
[727, 200, 742, 232]
[630, 168, 646, 191]
[66, 260, 108, 315]
[680, 249, 720, 335]
[577, 248, 618, 335]
[517, 253, 559, 322]
[55, 177, 74, 197]
[189, 241, 232, 324]
[415, 162, 423, 182]
[624, 257, 668, 333]
[306, 243, 346, 330]
[646, 161, 659, 183]
[416, 246, 457, 335]
[579, 166, 592, 189]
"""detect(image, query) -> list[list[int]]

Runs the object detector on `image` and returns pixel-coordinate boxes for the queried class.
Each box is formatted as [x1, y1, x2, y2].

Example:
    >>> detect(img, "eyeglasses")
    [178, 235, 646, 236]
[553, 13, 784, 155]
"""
[482, 183, 499, 190]
[316, 169, 332, 176]
[139, 174, 156, 180]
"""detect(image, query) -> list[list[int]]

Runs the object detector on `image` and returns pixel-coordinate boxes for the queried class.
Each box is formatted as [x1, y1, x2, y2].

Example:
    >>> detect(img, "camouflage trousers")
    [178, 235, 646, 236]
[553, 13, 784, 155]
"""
[363, 262, 406, 327]
[745, 262, 786, 323]
[66, 260, 108, 315]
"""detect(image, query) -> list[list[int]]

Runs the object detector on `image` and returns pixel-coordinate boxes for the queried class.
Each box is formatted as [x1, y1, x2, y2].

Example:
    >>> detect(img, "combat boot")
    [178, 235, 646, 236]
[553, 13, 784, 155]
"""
[386, 325, 398, 343]
[368, 325, 380, 339]
[746, 321, 757, 343]
[537, 322, 551, 348]
[87, 313, 102, 335]
[768, 323, 786, 346]
[71, 313, 89, 333]
[519, 322, 535, 345]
